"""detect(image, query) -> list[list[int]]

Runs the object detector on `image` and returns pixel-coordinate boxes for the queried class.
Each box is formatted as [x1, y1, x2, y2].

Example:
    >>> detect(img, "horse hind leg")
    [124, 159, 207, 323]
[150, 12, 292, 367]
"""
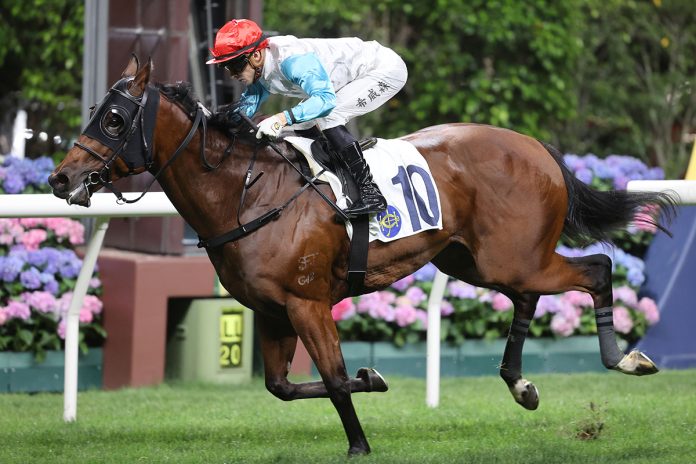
[577, 254, 658, 375]
[499, 293, 540, 410]
[522, 253, 658, 376]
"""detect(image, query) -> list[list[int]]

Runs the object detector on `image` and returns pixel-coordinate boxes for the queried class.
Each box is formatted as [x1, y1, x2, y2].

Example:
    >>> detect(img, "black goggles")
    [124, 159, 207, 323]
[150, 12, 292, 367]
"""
[218, 55, 250, 75]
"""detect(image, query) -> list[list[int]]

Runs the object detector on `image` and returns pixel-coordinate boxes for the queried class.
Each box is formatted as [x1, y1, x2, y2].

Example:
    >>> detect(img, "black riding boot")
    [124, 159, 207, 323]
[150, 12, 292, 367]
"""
[339, 141, 387, 217]
[323, 125, 387, 217]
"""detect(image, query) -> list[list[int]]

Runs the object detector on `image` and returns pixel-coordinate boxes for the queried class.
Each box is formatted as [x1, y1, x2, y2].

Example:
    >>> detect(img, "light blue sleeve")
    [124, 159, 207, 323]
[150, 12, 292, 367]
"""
[279, 53, 337, 125]
[237, 82, 270, 118]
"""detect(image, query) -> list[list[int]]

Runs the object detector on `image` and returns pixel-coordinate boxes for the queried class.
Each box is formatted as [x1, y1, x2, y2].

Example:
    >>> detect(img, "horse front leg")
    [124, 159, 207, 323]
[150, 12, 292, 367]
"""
[284, 297, 372, 456]
[500, 293, 540, 410]
[257, 314, 387, 402]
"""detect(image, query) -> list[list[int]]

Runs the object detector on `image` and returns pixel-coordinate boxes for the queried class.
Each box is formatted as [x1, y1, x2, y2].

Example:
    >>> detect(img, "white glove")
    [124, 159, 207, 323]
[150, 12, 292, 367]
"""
[256, 115, 285, 140]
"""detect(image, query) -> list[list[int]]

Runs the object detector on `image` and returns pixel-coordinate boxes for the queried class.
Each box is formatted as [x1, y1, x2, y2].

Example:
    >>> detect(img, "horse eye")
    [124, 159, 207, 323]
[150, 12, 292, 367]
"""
[101, 108, 126, 137]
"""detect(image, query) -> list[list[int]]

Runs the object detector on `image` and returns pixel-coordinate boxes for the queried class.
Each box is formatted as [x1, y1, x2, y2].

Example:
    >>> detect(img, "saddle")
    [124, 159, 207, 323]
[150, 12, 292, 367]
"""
[295, 134, 378, 207]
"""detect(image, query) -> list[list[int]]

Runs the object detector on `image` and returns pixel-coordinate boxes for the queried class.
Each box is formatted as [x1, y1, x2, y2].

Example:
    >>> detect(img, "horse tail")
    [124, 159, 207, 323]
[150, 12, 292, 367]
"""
[541, 141, 677, 245]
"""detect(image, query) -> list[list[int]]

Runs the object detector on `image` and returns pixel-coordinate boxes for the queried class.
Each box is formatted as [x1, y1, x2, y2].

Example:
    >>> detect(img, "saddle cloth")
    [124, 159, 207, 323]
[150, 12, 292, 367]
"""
[285, 136, 443, 242]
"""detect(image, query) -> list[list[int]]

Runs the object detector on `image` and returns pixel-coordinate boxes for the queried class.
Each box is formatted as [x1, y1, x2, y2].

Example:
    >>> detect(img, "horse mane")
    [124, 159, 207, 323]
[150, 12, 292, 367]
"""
[155, 81, 256, 141]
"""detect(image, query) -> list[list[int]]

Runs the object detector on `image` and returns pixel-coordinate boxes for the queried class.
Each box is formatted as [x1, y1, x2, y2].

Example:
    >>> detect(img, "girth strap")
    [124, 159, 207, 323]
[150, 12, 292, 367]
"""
[347, 216, 370, 296]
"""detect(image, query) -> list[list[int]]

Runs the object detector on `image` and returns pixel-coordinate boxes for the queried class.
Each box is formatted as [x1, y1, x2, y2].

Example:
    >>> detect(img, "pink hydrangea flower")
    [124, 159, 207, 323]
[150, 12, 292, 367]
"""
[637, 297, 660, 325]
[57, 319, 67, 339]
[0, 308, 7, 326]
[612, 306, 634, 334]
[20, 229, 47, 251]
[550, 313, 576, 337]
[82, 295, 103, 315]
[331, 298, 356, 322]
[405, 286, 426, 306]
[550, 299, 581, 337]
[44, 218, 85, 245]
[359, 292, 396, 321]
[415, 309, 428, 329]
[356, 292, 379, 314]
[391, 275, 415, 292]
[79, 309, 94, 324]
[56, 293, 73, 317]
[19, 218, 45, 228]
[394, 305, 417, 327]
[54, 292, 104, 318]
[561, 291, 594, 308]
[21, 291, 58, 314]
[447, 281, 477, 299]
[632, 205, 659, 233]
[440, 300, 454, 317]
[536, 295, 562, 318]
[613, 286, 638, 308]
[491, 293, 513, 312]
[4, 300, 31, 321]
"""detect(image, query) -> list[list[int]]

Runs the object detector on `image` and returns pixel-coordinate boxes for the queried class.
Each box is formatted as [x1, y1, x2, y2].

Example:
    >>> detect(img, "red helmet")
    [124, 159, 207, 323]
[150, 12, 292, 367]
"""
[206, 19, 269, 65]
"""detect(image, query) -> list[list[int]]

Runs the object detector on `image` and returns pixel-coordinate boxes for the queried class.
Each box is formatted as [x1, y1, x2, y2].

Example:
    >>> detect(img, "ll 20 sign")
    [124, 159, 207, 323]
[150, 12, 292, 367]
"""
[219, 309, 244, 368]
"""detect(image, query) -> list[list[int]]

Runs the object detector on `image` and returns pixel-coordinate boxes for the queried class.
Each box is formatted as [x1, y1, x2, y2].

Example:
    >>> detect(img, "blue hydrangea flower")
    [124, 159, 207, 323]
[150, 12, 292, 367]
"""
[20, 267, 43, 289]
[1, 255, 24, 282]
[413, 262, 437, 282]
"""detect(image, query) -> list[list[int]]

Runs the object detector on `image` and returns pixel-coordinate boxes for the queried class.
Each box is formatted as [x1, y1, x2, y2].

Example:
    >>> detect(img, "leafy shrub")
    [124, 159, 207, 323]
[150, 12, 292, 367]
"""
[0, 156, 105, 361]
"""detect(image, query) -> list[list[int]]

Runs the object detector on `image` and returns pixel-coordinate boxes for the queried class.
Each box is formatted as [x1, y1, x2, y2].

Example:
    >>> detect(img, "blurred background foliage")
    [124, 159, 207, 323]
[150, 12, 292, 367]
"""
[0, 0, 694, 177]
[0, 0, 84, 156]
[266, 0, 695, 177]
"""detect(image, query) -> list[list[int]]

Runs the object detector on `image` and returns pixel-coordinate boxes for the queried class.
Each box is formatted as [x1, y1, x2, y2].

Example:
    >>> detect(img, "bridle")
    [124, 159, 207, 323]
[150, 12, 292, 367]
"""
[72, 77, 205, 205]
[72, 77, 347, 249]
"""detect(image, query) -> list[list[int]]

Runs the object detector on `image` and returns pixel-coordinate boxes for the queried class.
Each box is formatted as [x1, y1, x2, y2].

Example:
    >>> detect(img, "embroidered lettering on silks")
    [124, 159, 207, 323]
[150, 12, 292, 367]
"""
[356, 82, 391, 108]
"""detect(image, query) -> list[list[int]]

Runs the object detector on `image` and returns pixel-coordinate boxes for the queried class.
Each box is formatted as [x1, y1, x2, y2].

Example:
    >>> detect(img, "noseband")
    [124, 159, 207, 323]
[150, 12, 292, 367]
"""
[74, 77, 203, 204]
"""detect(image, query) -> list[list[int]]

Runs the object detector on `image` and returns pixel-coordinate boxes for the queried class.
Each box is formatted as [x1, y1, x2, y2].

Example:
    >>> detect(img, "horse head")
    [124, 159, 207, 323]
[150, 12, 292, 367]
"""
[48, 55, 158, 206]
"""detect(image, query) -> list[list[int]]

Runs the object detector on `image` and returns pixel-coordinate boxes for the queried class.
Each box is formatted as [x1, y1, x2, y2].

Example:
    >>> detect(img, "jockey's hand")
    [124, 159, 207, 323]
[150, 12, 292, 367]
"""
[256, 113, 287, 140]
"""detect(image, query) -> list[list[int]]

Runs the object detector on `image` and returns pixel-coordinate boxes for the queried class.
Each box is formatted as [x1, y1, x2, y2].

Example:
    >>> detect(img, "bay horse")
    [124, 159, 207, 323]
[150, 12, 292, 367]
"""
[49, 57, 675, 456]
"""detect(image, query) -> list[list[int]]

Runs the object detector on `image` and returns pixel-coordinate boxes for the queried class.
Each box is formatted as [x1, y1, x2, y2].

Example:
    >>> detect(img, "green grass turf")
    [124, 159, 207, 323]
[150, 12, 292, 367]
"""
[0, 369, 695, 463]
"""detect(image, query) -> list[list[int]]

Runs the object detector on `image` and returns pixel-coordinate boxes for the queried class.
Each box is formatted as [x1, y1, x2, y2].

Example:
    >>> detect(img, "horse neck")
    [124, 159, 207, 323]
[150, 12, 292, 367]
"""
[149, 98, 252, 240]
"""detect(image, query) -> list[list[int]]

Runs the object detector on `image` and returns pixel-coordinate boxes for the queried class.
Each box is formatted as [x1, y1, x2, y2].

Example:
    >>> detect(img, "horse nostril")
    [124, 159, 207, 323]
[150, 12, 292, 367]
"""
[48, 172, 70, 191]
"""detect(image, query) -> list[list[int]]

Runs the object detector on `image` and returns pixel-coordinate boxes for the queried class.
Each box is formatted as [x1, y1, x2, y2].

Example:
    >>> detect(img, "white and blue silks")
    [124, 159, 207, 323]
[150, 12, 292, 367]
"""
[237, 35, 407, 130]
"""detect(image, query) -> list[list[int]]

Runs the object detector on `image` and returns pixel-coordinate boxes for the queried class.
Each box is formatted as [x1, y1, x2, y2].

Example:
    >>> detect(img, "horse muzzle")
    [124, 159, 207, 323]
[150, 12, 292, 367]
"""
[48, 171, 93, 207]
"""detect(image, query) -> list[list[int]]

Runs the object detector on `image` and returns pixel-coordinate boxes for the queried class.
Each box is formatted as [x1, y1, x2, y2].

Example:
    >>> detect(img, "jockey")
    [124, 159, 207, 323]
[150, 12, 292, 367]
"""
[207, 18, 408, 218]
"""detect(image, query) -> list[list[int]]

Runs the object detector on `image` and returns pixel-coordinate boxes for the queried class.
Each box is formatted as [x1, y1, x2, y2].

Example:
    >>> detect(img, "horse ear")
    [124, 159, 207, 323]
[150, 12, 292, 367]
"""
[122, 54, 140, 78]
[129, 57, 153, 96]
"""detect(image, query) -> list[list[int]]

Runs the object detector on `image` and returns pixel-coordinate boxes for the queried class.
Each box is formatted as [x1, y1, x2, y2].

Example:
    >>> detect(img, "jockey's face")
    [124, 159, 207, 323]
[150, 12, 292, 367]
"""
[225, 50, 264, 86]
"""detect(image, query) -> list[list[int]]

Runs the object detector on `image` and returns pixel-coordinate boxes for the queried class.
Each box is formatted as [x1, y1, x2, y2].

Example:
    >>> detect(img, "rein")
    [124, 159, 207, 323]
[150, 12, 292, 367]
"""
[196, 114, 349, 248]
[102, 108, 204, 204]
[77, 78, 347, 247]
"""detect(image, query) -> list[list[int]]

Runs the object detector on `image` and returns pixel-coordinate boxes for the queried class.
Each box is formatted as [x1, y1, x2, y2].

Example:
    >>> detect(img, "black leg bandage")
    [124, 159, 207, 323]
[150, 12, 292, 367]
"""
[500, 318, 530, 385]
[595, 307, 625, 368]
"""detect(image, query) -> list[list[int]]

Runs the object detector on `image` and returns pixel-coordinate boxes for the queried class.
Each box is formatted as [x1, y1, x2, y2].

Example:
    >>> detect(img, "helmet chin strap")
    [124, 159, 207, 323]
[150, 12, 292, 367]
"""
[250, 49, 264, 82]
[251, 64, 263, 82]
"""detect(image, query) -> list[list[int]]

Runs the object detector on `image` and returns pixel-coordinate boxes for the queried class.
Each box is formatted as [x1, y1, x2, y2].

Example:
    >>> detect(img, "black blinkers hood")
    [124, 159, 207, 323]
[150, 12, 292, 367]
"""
[82, 77, 160, 171]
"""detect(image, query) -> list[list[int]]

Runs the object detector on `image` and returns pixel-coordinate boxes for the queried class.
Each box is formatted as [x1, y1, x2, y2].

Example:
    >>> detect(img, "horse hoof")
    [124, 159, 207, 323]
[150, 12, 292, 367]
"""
[347, 446, 370, 456]
[357, 367, 389, 392]
[613, 350, 659, 376]
[508, 379, 539, 410]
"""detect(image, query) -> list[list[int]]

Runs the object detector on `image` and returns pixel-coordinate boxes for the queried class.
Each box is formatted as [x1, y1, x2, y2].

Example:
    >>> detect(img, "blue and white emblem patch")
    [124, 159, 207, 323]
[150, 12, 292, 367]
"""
[376, 205, 402, 238]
